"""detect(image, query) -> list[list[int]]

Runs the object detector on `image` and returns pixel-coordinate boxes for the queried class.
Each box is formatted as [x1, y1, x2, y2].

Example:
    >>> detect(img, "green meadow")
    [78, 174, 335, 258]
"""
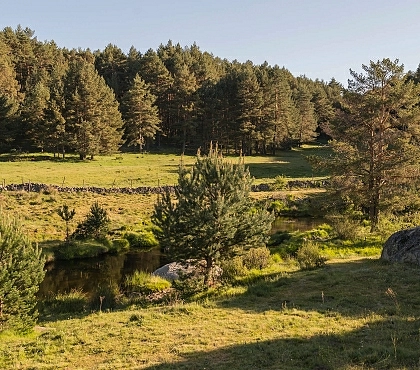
[0, 145, 329, 245]
[0, 145, 328, 188]
[3, 145, 418, 369]
[2, 257, 420, 369]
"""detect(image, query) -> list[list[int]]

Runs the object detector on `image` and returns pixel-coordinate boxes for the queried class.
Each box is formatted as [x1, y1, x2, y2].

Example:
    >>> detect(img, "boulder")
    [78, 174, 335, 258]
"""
[152, 262, 192, 281]
[381, 227, 420, 266]
[153, 260, 223, 282]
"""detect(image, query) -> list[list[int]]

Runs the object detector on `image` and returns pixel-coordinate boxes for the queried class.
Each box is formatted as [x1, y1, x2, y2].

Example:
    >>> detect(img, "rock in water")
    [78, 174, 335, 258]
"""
[381, 227, 420, 266]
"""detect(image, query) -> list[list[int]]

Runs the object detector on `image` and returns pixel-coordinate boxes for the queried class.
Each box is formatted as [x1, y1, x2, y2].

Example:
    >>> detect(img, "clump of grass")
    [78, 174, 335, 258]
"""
[108, 238, 130, 253]
[90, 282, 121, 312]
[125, 270, 171, 295]
[39, 289, 88, 315]
[123, 230, 159, 250]
[54, 239, 110, 260]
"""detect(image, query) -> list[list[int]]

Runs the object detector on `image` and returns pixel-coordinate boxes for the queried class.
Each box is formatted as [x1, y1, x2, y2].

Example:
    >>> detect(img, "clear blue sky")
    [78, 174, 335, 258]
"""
[2, 0, 420, 85]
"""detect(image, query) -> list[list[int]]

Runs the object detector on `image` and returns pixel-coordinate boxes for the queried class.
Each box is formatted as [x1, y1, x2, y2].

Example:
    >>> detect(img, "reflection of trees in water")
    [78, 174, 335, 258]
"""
[271, 217, 325, 234]
[38, 248, 163, 298]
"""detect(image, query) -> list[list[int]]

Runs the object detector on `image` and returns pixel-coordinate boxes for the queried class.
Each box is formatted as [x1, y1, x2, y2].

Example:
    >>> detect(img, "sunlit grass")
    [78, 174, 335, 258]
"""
[0, 145, 330, 187]
[2, 257, 420, 369]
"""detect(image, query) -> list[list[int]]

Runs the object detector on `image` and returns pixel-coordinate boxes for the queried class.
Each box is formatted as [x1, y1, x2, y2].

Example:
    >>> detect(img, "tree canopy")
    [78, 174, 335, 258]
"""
[0, 26, 343, 155]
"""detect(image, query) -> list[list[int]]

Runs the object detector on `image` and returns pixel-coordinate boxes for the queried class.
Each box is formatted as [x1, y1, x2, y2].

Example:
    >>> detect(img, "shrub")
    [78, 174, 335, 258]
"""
[296, 242, 326, 270]
[269, 175, 288, 190]
[268, 200, 288, 216]
[242, 247, 271, 270]
[123, 230, 159, 250]
[72, 202, 110, 240]
[327, 212, 366, 240]
[0, 214, 45, 333]
[220, 257, 247, 283]
[125, 271, 171, 295]
[109, 238, 130, 253]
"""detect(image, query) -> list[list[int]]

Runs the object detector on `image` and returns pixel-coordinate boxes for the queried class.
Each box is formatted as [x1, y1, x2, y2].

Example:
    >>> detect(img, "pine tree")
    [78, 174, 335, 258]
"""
[319, 58, 420, 231]
[293, 82, 318, 145]
[72, 202, 110, 240]
[236, 64, 263, 154]
[64, 59, 124, 159]
[0, 213, 45, 333]
[123, 74, 161, 151]
[94, 44, 128, 101]
[153, 145, 274, 285]
[171, 63, 197, 153]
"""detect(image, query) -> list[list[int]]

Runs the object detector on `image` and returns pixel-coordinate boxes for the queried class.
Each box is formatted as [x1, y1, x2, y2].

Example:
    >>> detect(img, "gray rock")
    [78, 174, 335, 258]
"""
[152, 262, 194, 281]
[153, 261, 223, 282]
[381, 227, 420, 266]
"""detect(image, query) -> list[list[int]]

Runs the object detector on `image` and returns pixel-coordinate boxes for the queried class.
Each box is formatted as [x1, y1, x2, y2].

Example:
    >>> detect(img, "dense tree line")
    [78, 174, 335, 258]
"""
[0, 26, 342, 157]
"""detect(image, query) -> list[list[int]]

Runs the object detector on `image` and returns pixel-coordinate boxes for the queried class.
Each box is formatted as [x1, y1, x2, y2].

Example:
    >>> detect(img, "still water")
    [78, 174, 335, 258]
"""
[39, 217, 325, 297]
[39, 248, 167, 298]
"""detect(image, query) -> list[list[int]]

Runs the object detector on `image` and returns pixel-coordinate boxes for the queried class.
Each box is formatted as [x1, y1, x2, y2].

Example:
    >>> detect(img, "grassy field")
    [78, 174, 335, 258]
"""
[2, 145, 420, 369]
[0, 145, 329, 187]
[2, 257, 420, 369]
[0, 145, 329, 245]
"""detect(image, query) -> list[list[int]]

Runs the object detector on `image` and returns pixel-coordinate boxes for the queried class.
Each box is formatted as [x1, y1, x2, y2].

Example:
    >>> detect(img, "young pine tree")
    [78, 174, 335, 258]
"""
[72, 202, 110, 240]
[153, 145, 274, 285]
[0, 213, 45, 333]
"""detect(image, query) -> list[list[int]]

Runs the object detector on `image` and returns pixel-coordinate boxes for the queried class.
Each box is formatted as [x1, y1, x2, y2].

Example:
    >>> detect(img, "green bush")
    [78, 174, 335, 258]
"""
[125, 271, 171, 295]
[269, 175, 288, 190]
[123, 230, 159, 250]
[327, 213, 366, 240]
[109, 238, 130, 253]
[243, 247, 271, 270]
[268, 200, 288, 216]
[220, 257, 248, 283]
[0, 214, 45, 333]
[296, 242, 326, 270]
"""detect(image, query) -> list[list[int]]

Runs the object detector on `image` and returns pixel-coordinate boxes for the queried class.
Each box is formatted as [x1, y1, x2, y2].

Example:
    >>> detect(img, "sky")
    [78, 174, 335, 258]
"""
[2, 0, 420, 85]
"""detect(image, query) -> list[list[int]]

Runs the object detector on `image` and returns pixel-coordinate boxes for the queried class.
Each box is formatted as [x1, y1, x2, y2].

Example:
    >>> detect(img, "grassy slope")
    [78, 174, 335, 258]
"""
[1, 257, 420, 369]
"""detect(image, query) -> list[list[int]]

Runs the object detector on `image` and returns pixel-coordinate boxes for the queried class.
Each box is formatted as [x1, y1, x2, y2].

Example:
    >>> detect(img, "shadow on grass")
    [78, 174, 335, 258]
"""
[144, 258, 420, 369]
[143, 316, 420, 370]
[0, 153, 85, 163]
[219, 258, 420, 316]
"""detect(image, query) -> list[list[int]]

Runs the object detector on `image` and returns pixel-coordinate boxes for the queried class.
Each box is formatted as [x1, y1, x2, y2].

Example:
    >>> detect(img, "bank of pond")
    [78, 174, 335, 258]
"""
[38, 217, 331, 299]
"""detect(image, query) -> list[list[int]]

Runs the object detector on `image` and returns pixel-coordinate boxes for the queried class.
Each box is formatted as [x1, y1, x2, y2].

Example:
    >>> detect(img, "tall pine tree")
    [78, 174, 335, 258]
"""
[123, 74, 161, 151]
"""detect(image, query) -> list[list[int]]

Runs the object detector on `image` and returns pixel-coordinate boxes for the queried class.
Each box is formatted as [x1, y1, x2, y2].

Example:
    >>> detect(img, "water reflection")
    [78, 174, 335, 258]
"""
[39, 217, 326, 297]
[39, 248, 167, 298]
[271, 217, 326, 234]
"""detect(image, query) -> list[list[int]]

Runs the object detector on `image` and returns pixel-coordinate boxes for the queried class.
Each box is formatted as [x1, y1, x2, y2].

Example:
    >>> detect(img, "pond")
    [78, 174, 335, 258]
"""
[271, 216, 326, 234]
[38, 248, 167, 298]
[39, 217, 327, 297]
